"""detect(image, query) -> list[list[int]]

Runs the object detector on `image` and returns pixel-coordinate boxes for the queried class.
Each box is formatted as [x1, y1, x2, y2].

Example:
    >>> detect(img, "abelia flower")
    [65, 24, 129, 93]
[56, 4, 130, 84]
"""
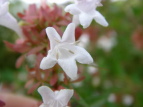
[40, 23, 93, 80]
[0, 0, 23, 37]
[97, 31, 117, 52]
[38, 86, 73, 107]
[65, 0, 108, 28]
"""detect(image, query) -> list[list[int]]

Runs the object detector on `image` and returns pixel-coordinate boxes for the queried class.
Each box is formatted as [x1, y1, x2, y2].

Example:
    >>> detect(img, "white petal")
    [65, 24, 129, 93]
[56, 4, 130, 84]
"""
[0, 0, 7, 4]
[76, 1, 96, 13]
[46, 27, 62, 49]
[38, 86, 55, 104]
[0, 2, 9, 16]
[90, 0, 102, 7]
[58, 47, 74, 59]
[56, 89, 74, 106]
[76, 0, 86, 4]
[65, 4, 81, 15]
[50, 101, 59, 107]
[94, 11, 108, 27]
[79, 12, 93, 28]
[40, 53, 57, 70]
[75, 46, 93, 64]
[58, 58, 77, 80]
[0, 13, 23, 37]
[39, 104, 47, 107]
[62, 23, 75, 43]
[72, 15, 80, 27]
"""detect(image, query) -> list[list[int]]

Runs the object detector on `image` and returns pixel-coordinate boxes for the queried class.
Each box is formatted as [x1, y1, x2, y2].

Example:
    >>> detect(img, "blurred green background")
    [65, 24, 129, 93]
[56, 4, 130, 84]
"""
[0, 0, 143, 107]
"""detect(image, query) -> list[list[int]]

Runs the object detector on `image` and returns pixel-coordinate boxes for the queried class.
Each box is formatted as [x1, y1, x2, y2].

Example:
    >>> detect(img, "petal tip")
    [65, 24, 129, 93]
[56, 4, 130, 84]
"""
[37, 86, 46, 93]
[39, 57, 48, 70]
[46, 27, 54, 32]
[69, 23, 75, 28]
[103, 22, 109, 27]
[71, 75, 78, 80]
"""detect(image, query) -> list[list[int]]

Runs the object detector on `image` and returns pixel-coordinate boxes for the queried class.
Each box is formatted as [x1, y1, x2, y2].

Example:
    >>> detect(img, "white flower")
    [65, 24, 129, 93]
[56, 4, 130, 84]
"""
[87, 66, 98, 74]
[108, 93, 116, 103]
[65, 0, 108, 28]
[40, 23, 93, 80]
[97, 32, 117, 52]
[122, 95, 134, 106]
[38, 86, 74, 107]
[0, 0, 23, 37]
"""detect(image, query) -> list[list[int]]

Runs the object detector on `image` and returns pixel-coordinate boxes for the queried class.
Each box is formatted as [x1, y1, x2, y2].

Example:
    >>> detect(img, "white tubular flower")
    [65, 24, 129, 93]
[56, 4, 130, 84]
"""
[40, 23, 93, 80]
[0, 0, 23, 37]
[65, 0, 108, 28]
[38, 86, 74, 107]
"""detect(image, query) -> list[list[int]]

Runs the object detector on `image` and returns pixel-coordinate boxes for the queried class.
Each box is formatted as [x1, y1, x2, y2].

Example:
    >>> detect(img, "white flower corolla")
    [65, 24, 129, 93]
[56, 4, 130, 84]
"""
[38, 86, 74, 107]
[122, 95, 134, 106]
[0, 0, 23, 37]
[65, 0, 108, 28]
[87, 66, 98, 74]
[97, 32, 117, 52]
[108, 93, 116, 103]
[40, 23, 93, 80]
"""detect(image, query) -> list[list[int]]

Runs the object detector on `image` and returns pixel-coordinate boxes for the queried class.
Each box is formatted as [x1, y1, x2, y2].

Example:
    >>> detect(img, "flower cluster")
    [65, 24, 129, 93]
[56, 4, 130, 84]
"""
[4, 0, 108, 107]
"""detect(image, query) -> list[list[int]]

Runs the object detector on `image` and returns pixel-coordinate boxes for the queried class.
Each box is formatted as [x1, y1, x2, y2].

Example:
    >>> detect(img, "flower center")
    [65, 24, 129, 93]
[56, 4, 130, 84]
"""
[54, 43, 75, 60]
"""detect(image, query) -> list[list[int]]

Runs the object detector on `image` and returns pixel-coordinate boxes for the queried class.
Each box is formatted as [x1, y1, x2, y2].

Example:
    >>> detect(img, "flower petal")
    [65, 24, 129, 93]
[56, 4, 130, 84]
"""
[38, 86, 55, 104]
[49, 101, 59, 107]
[0, 13, 23, 37]
[58, 46, 74, 59]
[56, 89, 74, 106]
[62, 23, 75, 43]
[65, 4, 81, 15]
[39, 104, 46, 107]
[79, 12, 93, 28]
[58, 58, 77, 80]
[46, 27, 62, 49]
[75, 46, 93, 64]
[0, 0, 7, 4]
[0, 2, 9, 16]
[72, 15, 80, 27]
[40, 53, 57, 70]
[94, 11, 108, 27]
